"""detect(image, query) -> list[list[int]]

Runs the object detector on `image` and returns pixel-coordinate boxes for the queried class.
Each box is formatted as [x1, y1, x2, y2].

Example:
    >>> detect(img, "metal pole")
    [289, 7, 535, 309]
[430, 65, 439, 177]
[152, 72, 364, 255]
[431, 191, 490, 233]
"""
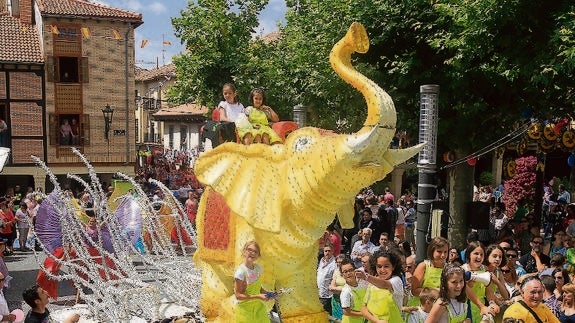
[415, 85, 439, 263]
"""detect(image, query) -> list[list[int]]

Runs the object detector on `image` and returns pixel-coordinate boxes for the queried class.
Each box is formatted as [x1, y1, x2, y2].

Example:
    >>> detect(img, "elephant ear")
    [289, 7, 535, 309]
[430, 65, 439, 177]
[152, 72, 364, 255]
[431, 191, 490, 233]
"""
[194, 143, 287, 233]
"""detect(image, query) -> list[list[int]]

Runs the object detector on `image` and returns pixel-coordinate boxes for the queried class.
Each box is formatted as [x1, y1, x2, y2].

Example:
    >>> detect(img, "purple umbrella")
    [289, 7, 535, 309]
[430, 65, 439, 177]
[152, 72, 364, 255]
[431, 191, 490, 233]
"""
[35, 192, 63, 254]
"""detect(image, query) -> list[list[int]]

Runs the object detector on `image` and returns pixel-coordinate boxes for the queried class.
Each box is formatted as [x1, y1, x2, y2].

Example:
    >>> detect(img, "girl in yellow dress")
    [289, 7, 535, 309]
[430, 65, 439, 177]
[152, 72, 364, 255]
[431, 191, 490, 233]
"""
[412, 237, 449, 302]
[234, 240, 274, 323]
[359, 249, 404, 322]
[238, 88, 281, 145]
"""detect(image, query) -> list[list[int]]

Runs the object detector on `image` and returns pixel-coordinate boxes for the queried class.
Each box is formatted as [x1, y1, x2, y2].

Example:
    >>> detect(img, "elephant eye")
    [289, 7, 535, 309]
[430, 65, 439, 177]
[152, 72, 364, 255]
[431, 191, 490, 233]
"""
[293, 137, 312, 152]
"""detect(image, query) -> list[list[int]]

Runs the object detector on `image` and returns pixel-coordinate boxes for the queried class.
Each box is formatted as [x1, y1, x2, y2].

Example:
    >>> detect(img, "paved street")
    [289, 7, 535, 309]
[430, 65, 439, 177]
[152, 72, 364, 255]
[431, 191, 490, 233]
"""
[4, 249, 77, 315]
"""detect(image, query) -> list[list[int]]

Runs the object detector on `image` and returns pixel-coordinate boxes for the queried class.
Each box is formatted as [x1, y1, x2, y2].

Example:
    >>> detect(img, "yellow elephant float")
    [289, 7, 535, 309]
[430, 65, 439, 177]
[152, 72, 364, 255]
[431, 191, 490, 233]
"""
[193, 22, 423, 322]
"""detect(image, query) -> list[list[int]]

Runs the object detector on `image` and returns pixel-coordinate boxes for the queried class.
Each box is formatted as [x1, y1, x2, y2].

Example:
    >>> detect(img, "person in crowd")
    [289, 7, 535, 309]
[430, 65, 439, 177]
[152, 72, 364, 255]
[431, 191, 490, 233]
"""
[327, 223, 342, 256]
[15, 202, 30, 252]
[184, 191, 197, 228]
[411, 237, 449, 299]
[460, 231, 479, 263]
[404, 200, 416, 249]
[541, 274, 562, 317]
[351, 228, 375, 268]
[0, 272, 12, 322]
[339, 258, 368, 323]
[559, 184, 571, 204]
[329, 254, 348, 320]
[317, 243, 336, 315]
[234, 240, 274, 322]
[490, 202, 510, 242]
[23, 284, 80, 323]
[351, 208, 380, 248]
[504, 247, 527, 277]
[546, 230, 568, 256]
[383, 187, 394, 204]
[448, 247, 463, 266]
[358, 250, 404, 322]
[237, 88, 280, 145]
[462, 241, 500, 322]
[0, 117, 7, 147]
[379, 199, 398, 238]
[406, 287, 437, 323]
[502, 276, 560, 322]
[0, 197, 16, 255]
[501, 262, 520, 299]
[59, 118, 72, 145]
[394, 232, 412, 256]
[565, 235, 575, 274]
[519, 235, 551, 274]
[424, 264, 468, 323]
[541, 253, 566, 277]
[395, 199, 407, 237]
[70, 118, 80, 145]
[518, 221, 539, 257]
[484, 244, 511, 301]
[553, 268, 571, 300]
[561, 283, 575, 322]
[358, 252, 371, 273]
[372, 233, 389, 253]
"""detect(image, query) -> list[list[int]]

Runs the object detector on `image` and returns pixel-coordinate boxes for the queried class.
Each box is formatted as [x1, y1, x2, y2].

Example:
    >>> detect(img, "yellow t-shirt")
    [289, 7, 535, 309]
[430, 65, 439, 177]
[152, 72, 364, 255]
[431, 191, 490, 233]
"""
[502, 301, 560, 323]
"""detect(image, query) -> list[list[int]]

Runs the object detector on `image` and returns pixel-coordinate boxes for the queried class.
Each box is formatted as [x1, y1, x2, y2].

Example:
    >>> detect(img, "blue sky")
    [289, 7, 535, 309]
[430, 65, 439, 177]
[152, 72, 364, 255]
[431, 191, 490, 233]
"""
[96, 0, 287, 68]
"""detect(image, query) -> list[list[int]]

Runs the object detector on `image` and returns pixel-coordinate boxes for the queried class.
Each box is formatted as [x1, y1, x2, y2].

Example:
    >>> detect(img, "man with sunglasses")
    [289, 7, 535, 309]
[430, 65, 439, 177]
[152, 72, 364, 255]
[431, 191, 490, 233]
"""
[519, 236, 551, 274]
[503, 247, 527, 277]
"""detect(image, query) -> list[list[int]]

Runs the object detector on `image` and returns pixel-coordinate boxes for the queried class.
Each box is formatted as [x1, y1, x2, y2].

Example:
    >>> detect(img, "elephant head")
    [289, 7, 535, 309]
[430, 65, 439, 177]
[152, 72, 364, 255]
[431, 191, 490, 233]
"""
[194, 22, 422, 233]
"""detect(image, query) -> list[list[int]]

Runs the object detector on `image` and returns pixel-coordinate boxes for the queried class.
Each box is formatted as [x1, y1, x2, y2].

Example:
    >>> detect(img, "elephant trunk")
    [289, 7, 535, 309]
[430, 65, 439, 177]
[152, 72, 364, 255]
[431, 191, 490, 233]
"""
[329, 22, 397, 150]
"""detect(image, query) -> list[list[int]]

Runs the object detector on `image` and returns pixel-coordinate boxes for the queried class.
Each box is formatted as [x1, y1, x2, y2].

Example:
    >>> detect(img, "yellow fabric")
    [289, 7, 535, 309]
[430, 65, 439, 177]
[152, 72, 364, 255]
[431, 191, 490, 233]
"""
[235, 274, 270, 323]
[342, 283, 367, 323]
[237, 107, 282, 144]
[422, 260, 442, 289]
[502, 302, 560, 323]
[363, 284, 402, 322]
[468, 268, 487, 323]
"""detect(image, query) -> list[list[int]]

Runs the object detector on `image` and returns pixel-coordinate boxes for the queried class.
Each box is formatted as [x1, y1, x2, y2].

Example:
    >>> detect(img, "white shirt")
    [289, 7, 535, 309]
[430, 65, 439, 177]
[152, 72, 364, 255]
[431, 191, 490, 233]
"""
[317, 256, 336, 298]
[340, 280, 369, 309]
[218, 101, 244, 121]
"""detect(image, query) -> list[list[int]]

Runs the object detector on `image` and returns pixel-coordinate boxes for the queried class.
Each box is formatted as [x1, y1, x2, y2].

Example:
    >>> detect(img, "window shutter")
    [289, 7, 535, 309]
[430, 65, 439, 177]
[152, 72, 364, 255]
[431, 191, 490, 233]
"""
[81, 114, 90, 145]
[79, 57, 89, 83]
[48, 113, 57, 145]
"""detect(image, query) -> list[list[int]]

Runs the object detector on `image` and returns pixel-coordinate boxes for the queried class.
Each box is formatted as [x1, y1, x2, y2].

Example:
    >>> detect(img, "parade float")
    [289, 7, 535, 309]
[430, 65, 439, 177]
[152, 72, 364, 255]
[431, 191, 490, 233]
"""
[193, 22, 422, 322]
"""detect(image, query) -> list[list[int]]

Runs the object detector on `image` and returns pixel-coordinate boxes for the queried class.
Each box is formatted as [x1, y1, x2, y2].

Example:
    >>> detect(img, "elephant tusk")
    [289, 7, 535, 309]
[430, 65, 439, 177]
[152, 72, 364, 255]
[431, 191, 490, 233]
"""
[345, 125, 378, 153]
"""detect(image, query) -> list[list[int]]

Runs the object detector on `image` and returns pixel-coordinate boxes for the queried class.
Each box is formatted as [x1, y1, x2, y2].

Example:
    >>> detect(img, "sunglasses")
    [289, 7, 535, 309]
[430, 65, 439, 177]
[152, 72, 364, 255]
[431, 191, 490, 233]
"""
[531, 240, 543, 245]
[506, 253, 518, 258]
[501, 269, 511, 274]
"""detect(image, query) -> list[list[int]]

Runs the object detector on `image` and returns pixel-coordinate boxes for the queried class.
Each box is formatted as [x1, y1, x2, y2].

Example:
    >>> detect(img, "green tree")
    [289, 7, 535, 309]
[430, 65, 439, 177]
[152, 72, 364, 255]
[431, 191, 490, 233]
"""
[169, 0, 269, 106]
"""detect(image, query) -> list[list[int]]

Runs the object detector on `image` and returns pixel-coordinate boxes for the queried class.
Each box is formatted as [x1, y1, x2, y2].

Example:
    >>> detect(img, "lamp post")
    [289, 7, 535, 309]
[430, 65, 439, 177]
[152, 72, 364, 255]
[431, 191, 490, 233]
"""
[102, 104, 114, 140]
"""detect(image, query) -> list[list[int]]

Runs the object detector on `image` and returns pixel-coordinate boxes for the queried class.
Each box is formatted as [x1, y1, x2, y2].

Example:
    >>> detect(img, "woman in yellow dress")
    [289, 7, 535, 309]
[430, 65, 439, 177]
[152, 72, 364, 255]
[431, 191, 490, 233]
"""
[234, 240, 274, 322]
[238, 88, 281, 145]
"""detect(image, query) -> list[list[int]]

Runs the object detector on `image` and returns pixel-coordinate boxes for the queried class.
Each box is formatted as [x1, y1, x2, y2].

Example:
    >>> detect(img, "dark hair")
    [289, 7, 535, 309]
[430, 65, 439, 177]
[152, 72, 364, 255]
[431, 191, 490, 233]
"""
[483, 244, 507, 268]
[465, 241, 484, 264]
[540, 275, 556, 293]
[550, 253, 566, 267]
[369, 249, 402, 278]
[552, 267, 571, 285]
[248, 88, 266, 106]
[339, 257, 356, 274]
[22, 284, 40, 308]
[466, 231, 479, 243]
[362, 207, 372, 216]
[222, 83, 238, 103]
[439, 264, 467, 303]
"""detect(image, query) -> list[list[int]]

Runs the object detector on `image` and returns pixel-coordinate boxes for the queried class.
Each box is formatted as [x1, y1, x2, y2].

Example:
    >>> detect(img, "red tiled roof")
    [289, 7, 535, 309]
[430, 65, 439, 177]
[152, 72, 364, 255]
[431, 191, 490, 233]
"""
[136, 64, 175, 82]
[38, 0, 142, 25]
[153, 103, 209, 121]
[0, 14, 42, 63]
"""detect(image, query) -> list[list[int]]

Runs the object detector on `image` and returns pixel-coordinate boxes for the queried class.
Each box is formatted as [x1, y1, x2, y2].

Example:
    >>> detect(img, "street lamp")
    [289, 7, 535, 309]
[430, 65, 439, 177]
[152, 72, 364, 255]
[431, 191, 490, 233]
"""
[102, 104, 114, 140]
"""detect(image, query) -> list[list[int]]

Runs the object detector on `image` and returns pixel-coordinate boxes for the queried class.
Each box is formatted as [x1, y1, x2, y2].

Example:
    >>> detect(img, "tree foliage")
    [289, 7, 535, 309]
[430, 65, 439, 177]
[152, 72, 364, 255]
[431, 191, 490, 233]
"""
[169, 0, 269, 106]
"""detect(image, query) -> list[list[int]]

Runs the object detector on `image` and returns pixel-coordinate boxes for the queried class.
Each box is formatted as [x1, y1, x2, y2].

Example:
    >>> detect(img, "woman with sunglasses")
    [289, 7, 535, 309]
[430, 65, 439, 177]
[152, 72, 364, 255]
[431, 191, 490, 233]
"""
[501, 264, 519, 299]
[561, 283, 575, 322]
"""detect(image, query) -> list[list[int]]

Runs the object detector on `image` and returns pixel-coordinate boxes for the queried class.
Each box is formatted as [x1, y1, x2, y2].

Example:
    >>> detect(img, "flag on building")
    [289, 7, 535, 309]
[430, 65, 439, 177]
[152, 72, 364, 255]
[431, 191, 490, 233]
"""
[163, 40, 172, 46]
[140, 39, 149, 48]
[51, 25, 59, 35]
[112, 29, 121, 40]
[81, 27, 91, 39]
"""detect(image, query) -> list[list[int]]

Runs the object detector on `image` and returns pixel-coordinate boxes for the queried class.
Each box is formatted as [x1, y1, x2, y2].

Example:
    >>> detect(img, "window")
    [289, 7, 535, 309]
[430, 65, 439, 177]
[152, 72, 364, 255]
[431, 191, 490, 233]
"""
[49, 113, 90, 146]
[46, 56, 89, 83]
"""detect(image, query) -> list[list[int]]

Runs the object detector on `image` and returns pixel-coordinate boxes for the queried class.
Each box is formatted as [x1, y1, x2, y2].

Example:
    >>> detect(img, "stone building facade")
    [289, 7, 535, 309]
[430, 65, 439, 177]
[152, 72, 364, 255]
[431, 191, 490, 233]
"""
[0, 0, 142, 192]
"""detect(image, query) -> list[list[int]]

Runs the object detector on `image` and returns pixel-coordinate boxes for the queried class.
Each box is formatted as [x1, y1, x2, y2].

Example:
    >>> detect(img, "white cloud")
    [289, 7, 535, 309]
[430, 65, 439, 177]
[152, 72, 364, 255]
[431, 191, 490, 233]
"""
[148, 2, 167, 14]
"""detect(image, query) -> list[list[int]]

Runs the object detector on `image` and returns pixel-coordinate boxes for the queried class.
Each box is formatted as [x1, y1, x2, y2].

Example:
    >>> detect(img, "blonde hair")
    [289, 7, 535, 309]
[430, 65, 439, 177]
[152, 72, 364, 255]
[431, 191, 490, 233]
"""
[242, 240, 261, 257]
[562, 283, 575, 309]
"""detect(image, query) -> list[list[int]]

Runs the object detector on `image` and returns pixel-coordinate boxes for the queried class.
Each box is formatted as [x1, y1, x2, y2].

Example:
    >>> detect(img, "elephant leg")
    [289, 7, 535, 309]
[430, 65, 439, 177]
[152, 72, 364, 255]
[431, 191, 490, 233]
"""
[274, 258, 327, 322]
[198, 261, 234, 321]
